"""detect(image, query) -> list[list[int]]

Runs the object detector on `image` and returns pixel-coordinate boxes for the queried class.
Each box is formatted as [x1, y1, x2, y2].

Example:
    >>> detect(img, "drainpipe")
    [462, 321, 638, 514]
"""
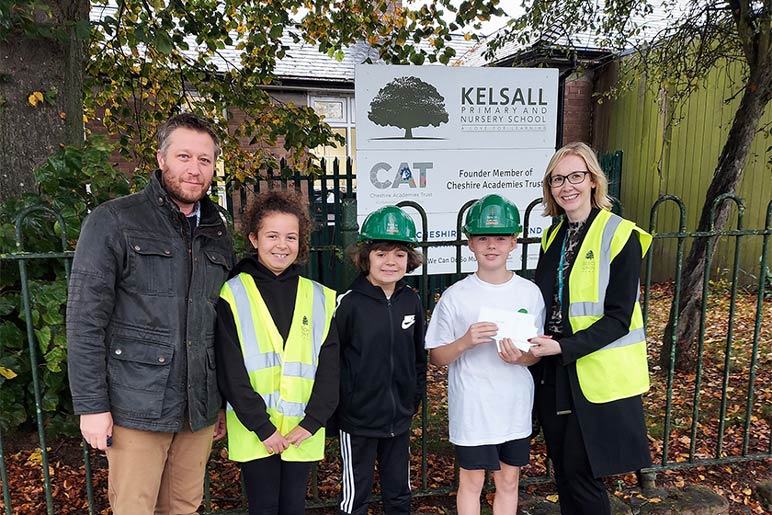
[555, 55, 578, 148]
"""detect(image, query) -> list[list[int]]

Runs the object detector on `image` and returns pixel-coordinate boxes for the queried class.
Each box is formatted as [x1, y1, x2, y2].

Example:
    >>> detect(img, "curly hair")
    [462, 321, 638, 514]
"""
[348, 241, 424, 275]
[243, 189, 313, 264]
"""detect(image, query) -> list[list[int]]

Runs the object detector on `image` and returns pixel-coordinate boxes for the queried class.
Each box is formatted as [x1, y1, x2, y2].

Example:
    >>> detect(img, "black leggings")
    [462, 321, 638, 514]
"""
[241, 455, 313, 515]
[536, 383, 610, 515]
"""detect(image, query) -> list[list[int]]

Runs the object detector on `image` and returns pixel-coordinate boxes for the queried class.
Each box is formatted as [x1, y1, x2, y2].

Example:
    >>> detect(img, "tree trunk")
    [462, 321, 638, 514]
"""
[660, 59, 772, 372]
[62, 0, 87, 148]
[404, 126, 413, 138]
[0, 0, 87, 205]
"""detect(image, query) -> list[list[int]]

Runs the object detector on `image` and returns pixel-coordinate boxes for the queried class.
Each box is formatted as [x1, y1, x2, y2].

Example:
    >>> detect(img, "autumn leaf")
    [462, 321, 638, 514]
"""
[27, 448, 42, 465]
[0, 366, 17, 379]
[27, 91, 44, 107]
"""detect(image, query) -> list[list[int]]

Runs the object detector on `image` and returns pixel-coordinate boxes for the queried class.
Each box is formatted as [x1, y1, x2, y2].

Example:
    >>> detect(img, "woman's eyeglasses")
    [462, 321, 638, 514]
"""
[546, 171, 590, 188]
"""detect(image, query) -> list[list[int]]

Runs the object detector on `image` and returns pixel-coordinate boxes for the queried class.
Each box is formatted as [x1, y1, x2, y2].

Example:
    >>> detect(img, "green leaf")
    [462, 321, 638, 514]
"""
[44, 346, 66, 373]
[410, 52, 425, 65]
[0, 321, 24, 350]
[74, 19, 90, 40]
[34, 326, 52, 353]
[42, 387, 59, 411]
[43, 368, 64, 389]
[154, 32, 174, 54]
[0, 393, 27, 432]
[41, 309, 64, 326]
[0, 294, 17, 316]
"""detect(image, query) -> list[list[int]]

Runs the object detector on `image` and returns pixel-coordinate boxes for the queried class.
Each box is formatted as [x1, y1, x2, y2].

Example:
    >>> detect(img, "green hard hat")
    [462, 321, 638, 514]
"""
[463, 194, 522, 236]
[358, 206, 418, 245]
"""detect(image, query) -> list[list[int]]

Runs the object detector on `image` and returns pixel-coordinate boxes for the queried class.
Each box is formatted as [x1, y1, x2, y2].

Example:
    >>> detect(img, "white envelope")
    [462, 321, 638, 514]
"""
[477, 306, 538, 353]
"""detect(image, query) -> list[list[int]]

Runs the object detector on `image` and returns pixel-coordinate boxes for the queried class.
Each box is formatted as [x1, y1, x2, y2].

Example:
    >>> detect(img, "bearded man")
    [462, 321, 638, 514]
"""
[67, 113, 234, 515]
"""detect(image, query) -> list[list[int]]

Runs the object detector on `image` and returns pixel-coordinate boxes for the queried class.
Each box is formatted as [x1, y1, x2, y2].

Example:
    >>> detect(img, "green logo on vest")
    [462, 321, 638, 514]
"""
[302, 316, 308, 325]
[517, 308, 528, 314]
[585, 250, 594, 260]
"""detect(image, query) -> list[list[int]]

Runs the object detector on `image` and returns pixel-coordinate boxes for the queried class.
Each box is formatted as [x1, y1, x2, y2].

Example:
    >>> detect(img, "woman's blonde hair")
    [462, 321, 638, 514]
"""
[541, 142, 613, 217]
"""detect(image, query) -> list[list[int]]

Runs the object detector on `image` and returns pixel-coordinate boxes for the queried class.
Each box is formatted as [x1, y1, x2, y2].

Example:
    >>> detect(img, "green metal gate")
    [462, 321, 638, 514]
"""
[1, 158, 771, 513]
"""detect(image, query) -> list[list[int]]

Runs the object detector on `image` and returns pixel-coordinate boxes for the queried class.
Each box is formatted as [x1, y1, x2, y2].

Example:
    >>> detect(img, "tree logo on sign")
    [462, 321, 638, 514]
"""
[368, 76, 448, 139]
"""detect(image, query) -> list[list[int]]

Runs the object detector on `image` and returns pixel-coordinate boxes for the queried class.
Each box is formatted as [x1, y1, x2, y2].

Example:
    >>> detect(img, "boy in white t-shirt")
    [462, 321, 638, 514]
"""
[425, 194, 545, 515]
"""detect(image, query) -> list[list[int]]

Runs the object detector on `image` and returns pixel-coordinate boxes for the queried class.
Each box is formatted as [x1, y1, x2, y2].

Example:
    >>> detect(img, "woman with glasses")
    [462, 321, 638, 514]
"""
[528, 142, 653, 515]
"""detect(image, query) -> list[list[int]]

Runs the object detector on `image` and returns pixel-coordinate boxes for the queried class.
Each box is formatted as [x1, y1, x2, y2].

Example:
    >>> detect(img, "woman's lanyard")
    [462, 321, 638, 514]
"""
[557, 231, 568, 310]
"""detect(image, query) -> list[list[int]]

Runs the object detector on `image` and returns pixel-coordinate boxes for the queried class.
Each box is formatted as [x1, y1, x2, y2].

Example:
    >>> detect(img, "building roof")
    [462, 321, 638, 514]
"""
[455, 3, 679, 68]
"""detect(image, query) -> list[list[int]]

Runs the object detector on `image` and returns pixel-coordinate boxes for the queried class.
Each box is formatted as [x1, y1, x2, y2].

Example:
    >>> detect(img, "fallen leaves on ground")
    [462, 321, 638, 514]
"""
[1, 283, 770, 514]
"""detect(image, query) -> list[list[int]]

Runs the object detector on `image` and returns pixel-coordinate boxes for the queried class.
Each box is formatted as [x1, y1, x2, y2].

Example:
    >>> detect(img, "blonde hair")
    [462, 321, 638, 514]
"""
[541, 142, 613, 217]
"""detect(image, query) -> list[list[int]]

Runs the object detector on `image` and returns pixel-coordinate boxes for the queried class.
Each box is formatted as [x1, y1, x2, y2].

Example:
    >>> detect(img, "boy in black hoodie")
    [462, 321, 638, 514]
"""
[333, 205, 427, 515]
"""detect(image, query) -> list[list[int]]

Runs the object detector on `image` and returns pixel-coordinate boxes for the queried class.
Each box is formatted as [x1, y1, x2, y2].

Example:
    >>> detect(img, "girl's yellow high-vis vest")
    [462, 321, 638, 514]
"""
[219, 273, 336, 462]
[542, 210, 653, 403]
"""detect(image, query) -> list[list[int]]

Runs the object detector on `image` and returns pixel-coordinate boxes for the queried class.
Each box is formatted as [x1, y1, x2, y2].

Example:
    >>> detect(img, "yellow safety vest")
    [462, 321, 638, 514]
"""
[219, 273, 336, 462]
[542, 210, 653, 403]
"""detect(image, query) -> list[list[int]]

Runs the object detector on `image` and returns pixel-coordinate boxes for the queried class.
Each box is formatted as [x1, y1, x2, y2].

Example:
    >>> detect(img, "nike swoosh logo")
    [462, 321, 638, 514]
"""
[401, 315, 416, 330]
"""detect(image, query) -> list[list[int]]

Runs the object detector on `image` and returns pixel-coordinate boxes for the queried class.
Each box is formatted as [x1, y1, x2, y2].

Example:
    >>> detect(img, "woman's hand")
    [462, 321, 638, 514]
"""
[498, 338, 540, 366]
[261, 430, 290, 455]
[529, 335, 562, 357]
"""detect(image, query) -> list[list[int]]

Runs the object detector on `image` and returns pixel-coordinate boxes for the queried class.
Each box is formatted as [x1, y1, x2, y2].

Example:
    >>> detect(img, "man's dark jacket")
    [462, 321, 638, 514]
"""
[67, 170, 233, 432]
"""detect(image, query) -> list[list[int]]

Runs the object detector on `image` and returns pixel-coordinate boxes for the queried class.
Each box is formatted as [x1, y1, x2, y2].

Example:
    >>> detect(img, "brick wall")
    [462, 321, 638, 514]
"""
[561, 71, 594, 146]
[86, 110, 140, 177]
[86, 89, 309, 179]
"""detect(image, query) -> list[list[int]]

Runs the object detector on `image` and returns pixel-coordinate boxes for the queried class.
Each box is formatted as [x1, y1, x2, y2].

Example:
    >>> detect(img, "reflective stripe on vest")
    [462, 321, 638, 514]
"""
[220, 273, 336, 462]
[542, 210, 653, 403]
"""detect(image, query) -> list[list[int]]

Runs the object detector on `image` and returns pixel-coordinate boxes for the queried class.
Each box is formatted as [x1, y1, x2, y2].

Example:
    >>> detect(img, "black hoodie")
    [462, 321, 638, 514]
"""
[214, 255, 339, 441]
[333, 274, 427, 438]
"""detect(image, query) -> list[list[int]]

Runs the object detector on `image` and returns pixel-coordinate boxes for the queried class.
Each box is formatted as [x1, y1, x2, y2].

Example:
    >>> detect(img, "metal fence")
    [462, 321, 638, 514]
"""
[1, 158, 771, 514]
[640, 194, 772, 475]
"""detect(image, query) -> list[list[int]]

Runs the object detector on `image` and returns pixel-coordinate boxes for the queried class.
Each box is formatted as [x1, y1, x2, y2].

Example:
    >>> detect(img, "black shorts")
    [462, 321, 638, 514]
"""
[455, 437, 531, 471]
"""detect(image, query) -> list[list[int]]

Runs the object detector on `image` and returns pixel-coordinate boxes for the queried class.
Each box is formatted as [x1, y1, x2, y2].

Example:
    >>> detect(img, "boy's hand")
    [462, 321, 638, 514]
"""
[462, 322, 498, 349]
[498, 338, 540, 365]
[262, 430, 290, 455]
[430, 321, 499, 366]
[529, 335, 561, 357]
[284, 426, 312, 448]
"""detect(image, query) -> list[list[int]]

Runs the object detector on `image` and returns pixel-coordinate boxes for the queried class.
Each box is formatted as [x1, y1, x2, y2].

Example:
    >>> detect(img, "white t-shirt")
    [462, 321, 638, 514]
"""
[425, 273, 545, 446]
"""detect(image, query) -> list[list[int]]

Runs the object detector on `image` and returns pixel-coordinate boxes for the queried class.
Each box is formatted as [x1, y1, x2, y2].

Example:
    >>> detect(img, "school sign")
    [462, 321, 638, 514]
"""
[355, 65, 558, 274]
